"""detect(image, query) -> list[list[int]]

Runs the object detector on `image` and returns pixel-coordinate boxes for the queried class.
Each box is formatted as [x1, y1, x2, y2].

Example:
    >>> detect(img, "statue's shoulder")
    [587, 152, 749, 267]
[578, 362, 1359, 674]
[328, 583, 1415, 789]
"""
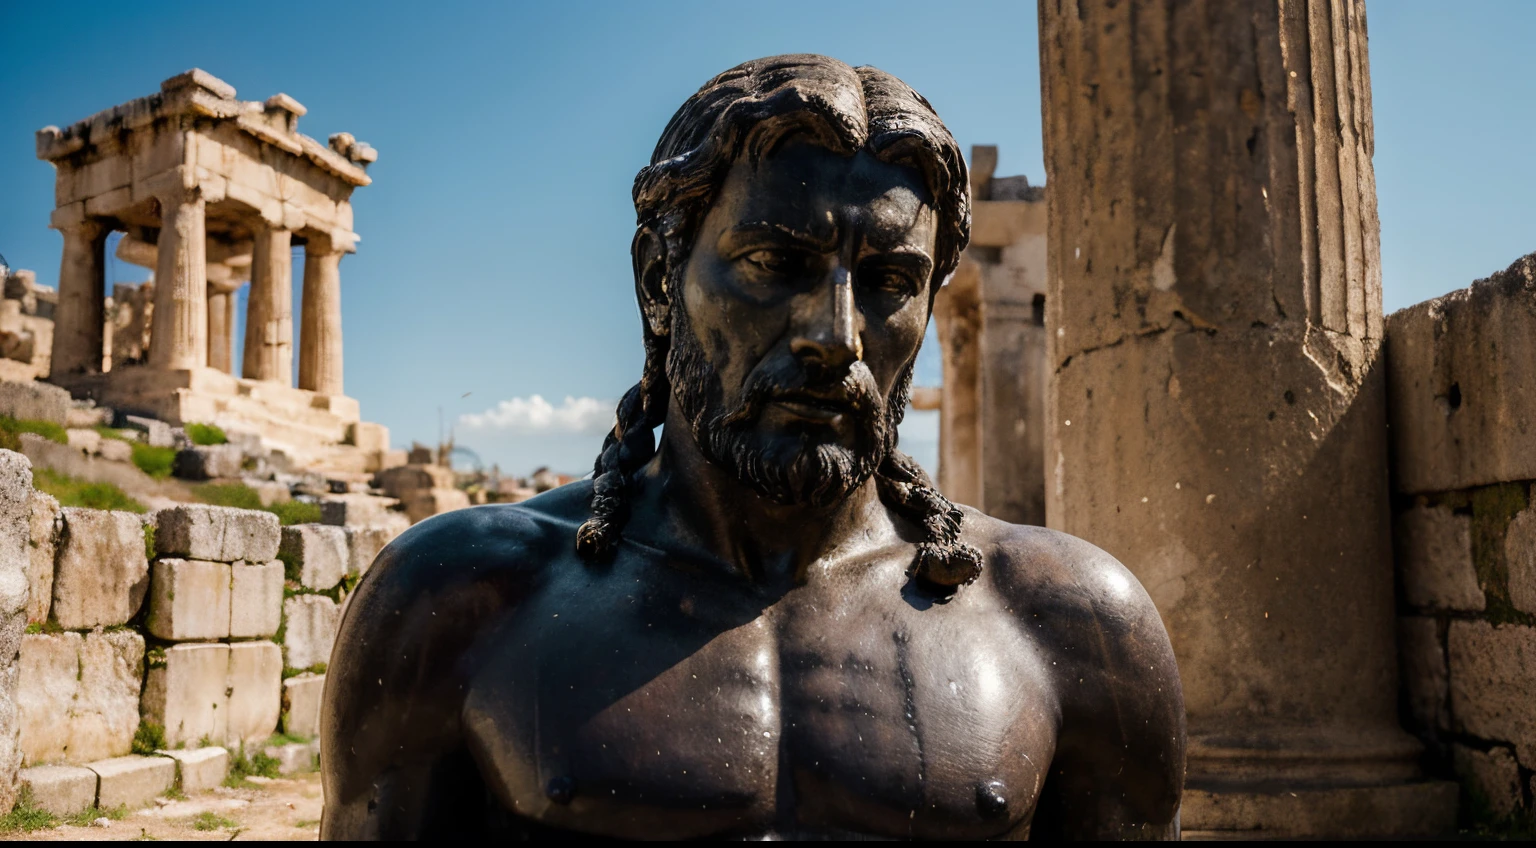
[962, 509, 1174, 673]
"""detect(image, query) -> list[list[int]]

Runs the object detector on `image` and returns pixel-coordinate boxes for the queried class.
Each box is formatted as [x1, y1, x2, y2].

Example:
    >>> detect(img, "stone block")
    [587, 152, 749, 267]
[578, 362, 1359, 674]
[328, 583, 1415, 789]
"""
[405, 487, 471, 524]
[262, 740, 319, 775]
[18, 631, 143, 767]
[280, 524, 347, 591]
[65, 406, 113, 429]
[18, 764, 97, 815]
[88, 755, 175, 810]
[344, 525, 393, 576]
[347, 421, 389, 453]
[172, 444, 244, 480]
[1448, 620, 1536, 768]
[0, 380, 70, 425]
[230, 560, 283, 638]
[97, 438, 132, 464]
[145, 558, 231, 641]
[282, 674, 324, 739]
[282, 595, 339, 671]
[226, 641, 281, 745]
[1453, 745, 1522, 819]
[25, 490, 59, 625]
[157, 746, 227, 793]
[1395, 504, 1483, 611]
[123, 415, 172, 448]
[154, 504, 279, 563]
[65, 428, 101, 455]
[1506, 505, 1536, 615]
[250, 479, 290, 506]
[141, 643, 229, 748]
[319, 493, 397, 528]
[1386, 253, 1536, 493]
[372, 464, 454, 499]
[1399, 616, 1448, 734]
[51, 508, 150, 629]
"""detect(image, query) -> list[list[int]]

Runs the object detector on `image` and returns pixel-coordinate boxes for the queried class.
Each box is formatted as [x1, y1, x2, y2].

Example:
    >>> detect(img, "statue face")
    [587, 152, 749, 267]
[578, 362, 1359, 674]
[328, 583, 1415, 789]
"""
[667, 140, 938, 506]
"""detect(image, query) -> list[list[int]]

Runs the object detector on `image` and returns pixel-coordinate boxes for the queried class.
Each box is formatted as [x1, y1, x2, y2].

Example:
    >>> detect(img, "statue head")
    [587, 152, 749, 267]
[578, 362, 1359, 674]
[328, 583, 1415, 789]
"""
[578, 54, 982, 587]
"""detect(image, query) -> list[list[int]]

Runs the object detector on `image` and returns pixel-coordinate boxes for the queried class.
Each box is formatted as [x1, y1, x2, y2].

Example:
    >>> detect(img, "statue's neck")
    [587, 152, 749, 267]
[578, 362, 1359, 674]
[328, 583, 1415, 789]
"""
[631, 404, 894, 588]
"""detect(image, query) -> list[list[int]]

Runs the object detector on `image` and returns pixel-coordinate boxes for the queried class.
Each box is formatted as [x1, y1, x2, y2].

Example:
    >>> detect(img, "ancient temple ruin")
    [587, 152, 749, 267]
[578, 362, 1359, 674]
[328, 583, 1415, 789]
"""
[34, 70, 388, 472]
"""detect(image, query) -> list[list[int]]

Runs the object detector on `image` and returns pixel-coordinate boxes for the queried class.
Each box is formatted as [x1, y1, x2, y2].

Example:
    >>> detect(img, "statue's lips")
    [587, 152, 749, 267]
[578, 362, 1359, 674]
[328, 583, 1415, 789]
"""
[769, 391, 860, 422]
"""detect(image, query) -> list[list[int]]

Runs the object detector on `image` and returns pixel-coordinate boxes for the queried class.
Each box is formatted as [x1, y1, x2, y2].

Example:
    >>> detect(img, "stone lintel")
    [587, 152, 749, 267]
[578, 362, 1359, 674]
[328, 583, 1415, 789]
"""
[969, 199, 1045, 249]
[160, 68, 237, 101]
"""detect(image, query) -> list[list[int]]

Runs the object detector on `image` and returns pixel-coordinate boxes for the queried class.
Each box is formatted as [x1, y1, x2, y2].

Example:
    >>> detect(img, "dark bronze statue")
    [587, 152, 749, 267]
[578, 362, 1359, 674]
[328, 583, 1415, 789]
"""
[322, 54, 1185, 840]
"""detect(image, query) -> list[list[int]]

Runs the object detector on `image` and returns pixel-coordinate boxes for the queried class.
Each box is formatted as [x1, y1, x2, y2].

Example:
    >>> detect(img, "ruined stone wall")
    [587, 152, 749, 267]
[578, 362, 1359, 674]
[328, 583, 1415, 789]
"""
[0, 449, 401, 815]
[1388, 253, 1536, 825]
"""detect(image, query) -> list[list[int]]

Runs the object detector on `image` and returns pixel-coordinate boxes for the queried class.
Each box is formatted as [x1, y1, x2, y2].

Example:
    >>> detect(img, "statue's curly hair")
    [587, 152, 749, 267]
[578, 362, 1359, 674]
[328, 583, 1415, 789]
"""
[576, 54, 982, 588]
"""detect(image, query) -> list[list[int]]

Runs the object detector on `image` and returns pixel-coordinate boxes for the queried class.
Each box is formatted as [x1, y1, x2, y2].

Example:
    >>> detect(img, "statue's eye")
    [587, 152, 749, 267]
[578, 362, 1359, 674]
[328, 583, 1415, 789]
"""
[742, 249, 803, 276]
[862, 267, 918, 297]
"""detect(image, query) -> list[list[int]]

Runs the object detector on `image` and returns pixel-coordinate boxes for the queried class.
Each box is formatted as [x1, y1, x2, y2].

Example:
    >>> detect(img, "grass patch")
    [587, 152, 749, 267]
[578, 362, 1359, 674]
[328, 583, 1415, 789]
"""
[196, 482, 263, 510]
[131, 443, 176, 479]
[223, 746, 281, 788]
[0, 415, 68, 451]
[64, 804, 127, 826]
[266, 730, 311, 746]
[0, 789, 58, 833]
[33, 468, 146, 513]
[184, 422, 227, 446]
[24, 620, 63, 635]
[131, 720, 166, 755]
[296, 819, 321, 828]
[161, 785, 186, 802]
[143, 524, 155, 561]
[266, 500, 321, 526]
[282, 662, 326, 680]
[189, 811, 239, 831]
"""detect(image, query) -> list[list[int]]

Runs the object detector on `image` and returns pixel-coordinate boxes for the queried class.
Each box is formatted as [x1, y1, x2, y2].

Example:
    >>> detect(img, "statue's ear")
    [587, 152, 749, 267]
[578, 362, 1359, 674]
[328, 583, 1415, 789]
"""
[632, 227, 671, 337]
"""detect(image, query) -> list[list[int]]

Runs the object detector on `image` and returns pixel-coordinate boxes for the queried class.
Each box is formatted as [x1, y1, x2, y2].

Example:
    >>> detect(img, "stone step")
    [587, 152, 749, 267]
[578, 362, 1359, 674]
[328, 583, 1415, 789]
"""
[18, 764, 97, 815]
[157, 747, 230, 793]
[88, 755, 176, 810]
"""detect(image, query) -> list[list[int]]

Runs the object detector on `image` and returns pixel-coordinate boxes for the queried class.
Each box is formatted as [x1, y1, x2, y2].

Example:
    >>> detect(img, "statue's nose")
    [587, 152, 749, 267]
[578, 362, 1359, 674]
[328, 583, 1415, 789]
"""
[790, 266, 863, 370]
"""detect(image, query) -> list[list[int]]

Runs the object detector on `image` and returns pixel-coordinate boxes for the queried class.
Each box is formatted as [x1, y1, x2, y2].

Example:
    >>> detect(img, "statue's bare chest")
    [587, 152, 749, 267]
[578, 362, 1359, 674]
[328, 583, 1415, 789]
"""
[463, 565, 1058, 838]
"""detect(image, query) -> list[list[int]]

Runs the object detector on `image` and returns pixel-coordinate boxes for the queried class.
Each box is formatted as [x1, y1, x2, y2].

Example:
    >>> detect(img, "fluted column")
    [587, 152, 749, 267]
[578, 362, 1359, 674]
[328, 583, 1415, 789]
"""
[207, 281, 240, 374]
[1039, 0, 1453, 837]
[298, 237, 344, 395]
[149, 189, 207, 370]
[244, 226, 293, 384]
[50, 220, 108, 376]
[933, 258, 983, 508]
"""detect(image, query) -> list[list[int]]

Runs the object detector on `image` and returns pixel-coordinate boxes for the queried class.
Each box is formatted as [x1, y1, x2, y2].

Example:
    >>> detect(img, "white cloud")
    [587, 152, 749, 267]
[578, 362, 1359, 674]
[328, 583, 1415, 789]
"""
[458, 395, 615, 435]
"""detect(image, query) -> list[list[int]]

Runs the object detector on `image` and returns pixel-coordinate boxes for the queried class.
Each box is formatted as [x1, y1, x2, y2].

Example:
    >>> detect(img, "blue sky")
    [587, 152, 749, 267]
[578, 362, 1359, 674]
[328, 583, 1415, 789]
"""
[1, 1, 1531, 476]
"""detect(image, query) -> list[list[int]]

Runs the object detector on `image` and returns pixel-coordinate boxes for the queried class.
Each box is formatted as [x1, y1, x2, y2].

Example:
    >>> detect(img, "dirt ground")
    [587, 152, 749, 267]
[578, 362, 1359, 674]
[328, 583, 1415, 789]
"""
[4, 772, 324, 842]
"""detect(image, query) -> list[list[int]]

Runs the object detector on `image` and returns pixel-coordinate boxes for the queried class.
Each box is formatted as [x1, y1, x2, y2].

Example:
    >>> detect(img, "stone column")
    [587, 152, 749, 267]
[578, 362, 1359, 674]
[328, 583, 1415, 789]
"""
[50, 220, 108, 376]
[207, 281, 240, 374]
[149, 189, 208, 370]
[1039, 0, 1453, 837]
[933, 259, 983, 508]
[298, 237, 344, 396]
[244, 226, 293, 384]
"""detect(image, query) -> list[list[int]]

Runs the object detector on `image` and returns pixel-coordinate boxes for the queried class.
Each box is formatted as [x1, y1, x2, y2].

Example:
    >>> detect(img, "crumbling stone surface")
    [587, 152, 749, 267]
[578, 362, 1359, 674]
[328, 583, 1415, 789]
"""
[372, 464, 454, 500]
[280, 525, 347, 591]
[344, 526, 392, 576]
[158, 746, 227, 793]
[1395, 504, 1484, 611]
[88, 754, 175, 810]
[1399, 616, 1448, 734]
[17, 764, 97, 815]
[282, 674, 324, 739]
[154, 504, 279, 563]
[282, 595, 339, 671]
[1448, 620, 1536, 767]
[319, 493, 397, 528]
[1453, 745, 1522, 819]
[97, 438, 132, 463]
[1386, 253, 1536, 494]
[26, 490, 60, 624]
[405, 488, 471, 524]
[230, 560, 283, 639]
[0, 449, 32, 810]
[1505, 504, 1536, 616]
[141, 643, 229, 748]
[0, 380, 70, 425]
[123, 415, 173, 448]
[51, 508, 150, 629]
[146, 559, 231, 641]
[173, 444, 244, 481]
[226, 641, 281, 745]
[65, 428, 100, 456]
[18, 630, 144, 765]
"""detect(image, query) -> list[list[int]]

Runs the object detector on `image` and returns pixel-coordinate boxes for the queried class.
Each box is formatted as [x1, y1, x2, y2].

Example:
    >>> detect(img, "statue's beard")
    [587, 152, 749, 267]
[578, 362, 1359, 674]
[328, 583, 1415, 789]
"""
[667, 306, 908, 509]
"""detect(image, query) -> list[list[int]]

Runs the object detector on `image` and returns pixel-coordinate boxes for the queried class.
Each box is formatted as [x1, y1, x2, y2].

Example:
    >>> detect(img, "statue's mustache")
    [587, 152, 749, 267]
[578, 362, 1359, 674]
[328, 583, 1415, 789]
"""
[718, 358, 883, 428]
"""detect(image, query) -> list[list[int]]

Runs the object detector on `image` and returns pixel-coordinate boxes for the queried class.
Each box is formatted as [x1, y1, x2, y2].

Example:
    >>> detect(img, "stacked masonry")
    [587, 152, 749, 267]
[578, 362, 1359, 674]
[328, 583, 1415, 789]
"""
[1387, 253, 1536, 823]
[0, 451, 400, 815]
